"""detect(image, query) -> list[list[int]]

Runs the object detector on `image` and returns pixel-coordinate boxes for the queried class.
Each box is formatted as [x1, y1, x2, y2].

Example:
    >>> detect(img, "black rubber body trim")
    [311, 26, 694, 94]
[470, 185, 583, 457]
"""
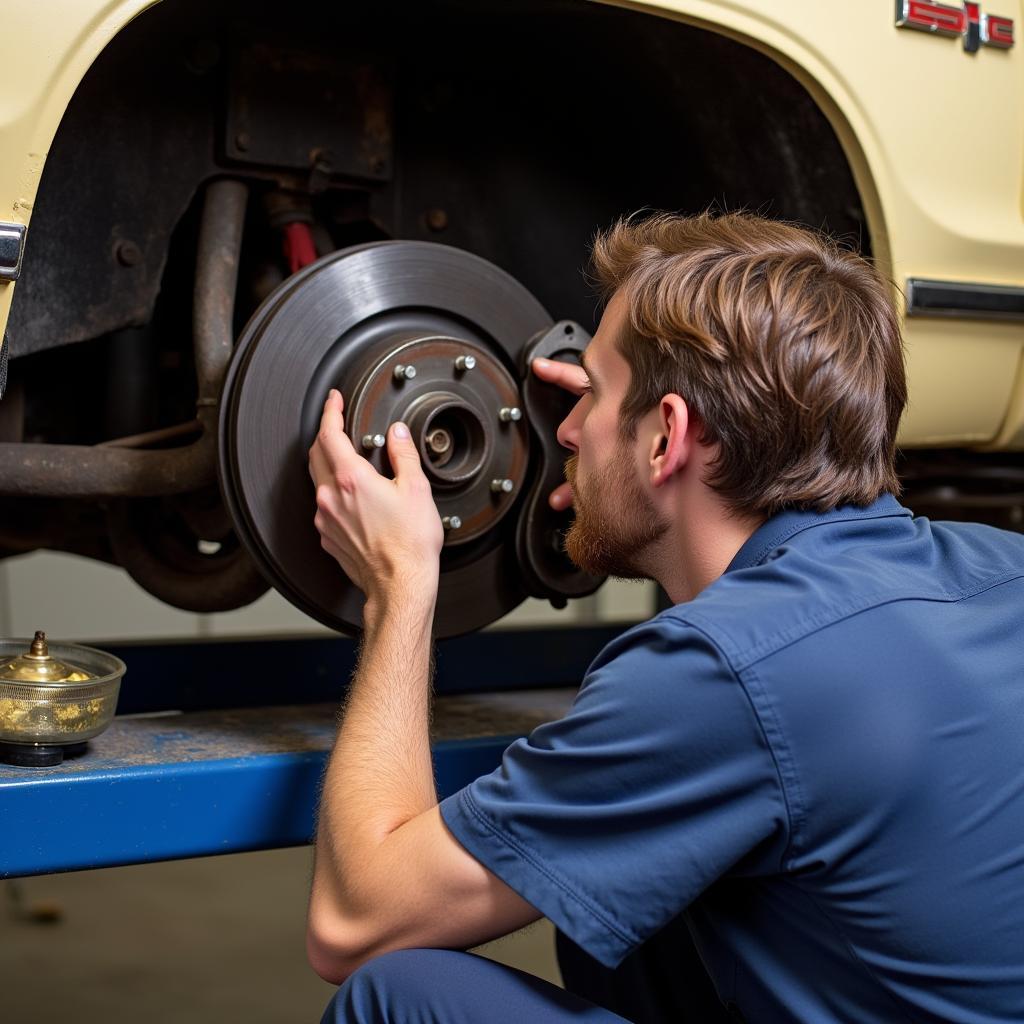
[905, 279, 1024, 321]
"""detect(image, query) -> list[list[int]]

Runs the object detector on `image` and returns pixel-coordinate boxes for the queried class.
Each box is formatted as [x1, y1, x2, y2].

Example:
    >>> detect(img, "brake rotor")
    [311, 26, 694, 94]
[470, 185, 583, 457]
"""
[219, 241, 554, 637]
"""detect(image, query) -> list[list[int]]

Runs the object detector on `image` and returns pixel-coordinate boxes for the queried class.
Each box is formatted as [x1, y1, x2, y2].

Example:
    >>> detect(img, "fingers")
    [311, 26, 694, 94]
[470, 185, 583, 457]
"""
[531, 357, 589, 397]
[308, 439, 332, 489]
[528, 359, 582, 510]
[320, 388, 346, 431]
[549, 481, 574, 511]
[314, 389, 357, 471]
[385, 421, 427, 484]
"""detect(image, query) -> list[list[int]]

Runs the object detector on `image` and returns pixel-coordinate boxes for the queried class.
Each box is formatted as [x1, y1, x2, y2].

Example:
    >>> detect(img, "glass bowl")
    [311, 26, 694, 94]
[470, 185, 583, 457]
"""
[0, 639, 125, 747]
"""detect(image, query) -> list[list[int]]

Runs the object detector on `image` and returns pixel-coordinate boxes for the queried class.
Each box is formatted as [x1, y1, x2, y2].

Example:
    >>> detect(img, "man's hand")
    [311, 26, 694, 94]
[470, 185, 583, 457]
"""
[308, 389, 444, 604]
[531, 356, 588, 511]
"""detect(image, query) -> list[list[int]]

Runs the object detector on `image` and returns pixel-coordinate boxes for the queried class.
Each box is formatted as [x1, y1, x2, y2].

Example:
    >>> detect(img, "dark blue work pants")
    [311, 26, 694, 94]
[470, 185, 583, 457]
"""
[321, 948, 629, 1023]
[320, 916, 736, 1023]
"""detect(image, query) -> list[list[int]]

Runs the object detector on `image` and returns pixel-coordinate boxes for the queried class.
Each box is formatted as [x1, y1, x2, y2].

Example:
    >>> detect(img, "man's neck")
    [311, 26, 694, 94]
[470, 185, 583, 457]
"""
[651, 490, 764, 606]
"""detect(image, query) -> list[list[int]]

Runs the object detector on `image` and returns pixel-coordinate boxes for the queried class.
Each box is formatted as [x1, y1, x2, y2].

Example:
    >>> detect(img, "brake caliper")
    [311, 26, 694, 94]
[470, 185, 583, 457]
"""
[517, 321, 605, 607]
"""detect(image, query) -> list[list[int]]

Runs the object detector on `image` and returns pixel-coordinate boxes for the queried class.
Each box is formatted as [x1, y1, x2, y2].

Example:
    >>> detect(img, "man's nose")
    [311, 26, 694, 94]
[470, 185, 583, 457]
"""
[556, 399, 584, 452]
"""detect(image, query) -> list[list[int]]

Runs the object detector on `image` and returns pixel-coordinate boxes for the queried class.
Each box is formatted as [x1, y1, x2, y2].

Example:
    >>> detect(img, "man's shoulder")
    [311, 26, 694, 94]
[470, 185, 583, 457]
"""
[669, 514, 1024, 674]
[585, 612, 735, 684]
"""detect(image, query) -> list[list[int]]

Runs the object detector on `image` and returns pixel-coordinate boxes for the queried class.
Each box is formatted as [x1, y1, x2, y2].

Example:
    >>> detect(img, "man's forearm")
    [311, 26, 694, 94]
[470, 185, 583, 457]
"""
[304, 399, 538, 983]
[310, 584, 437, 928]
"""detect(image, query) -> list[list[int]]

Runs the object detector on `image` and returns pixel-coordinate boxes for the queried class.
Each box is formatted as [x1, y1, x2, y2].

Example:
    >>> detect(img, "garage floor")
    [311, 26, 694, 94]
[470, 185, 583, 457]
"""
[0, 848, 561, 1023]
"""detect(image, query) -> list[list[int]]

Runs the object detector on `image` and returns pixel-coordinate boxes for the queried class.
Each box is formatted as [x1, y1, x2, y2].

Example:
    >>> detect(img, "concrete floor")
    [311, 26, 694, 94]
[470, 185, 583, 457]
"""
[1, 848, 561, 1023]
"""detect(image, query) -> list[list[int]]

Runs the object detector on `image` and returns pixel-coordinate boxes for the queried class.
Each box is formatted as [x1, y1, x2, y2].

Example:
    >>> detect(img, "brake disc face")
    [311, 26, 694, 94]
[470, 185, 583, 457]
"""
[220, 240, 600, 638]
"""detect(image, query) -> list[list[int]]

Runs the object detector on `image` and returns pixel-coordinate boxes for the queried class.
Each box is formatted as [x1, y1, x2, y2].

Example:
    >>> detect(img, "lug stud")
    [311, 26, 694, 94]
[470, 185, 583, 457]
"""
[442, 515, 463, 531]
[498, 406, 522, 423]
[454, 354, 476, 372]
[490, 478, 514, 494]
[393, 364, 417, 382]
[361, 433, 386, 450]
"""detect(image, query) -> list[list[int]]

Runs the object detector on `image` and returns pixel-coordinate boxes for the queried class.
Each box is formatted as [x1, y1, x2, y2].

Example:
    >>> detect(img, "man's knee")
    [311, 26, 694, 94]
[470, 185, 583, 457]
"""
[321, 946, 630, 1024]
[321, 949, 449, 1024]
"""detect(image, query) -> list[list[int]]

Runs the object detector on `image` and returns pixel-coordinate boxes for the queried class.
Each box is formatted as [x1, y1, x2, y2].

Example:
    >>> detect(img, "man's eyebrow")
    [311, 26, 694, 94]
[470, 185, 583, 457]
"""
[578, 351, 598, 385]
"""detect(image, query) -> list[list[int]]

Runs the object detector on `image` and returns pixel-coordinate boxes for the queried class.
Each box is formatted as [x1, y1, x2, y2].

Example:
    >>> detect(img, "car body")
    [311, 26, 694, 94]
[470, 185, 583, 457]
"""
[1, 0, 1022, 622]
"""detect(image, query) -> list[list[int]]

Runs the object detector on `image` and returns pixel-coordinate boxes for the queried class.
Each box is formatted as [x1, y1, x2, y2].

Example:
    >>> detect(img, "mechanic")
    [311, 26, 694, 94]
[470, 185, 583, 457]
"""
[306, 212, 1024, 1024]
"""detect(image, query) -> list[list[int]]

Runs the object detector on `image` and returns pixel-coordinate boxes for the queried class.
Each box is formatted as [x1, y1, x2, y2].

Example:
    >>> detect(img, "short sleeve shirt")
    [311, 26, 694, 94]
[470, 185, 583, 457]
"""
[440, 496, 1024, 1023]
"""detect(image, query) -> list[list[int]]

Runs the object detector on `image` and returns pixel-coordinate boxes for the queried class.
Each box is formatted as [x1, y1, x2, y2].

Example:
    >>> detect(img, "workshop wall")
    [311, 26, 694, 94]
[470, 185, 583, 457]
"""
[0, 550, 656, 641]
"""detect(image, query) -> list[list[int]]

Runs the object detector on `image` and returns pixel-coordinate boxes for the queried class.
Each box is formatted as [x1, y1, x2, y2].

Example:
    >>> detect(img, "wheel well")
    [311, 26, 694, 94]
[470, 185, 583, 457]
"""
[8, 0, 868, 361]
[0, 0, 885, 603]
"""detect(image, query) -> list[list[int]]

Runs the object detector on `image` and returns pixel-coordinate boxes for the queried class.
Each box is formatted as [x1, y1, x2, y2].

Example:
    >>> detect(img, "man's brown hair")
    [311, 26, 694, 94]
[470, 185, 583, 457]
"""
[591, 211, 907, 517]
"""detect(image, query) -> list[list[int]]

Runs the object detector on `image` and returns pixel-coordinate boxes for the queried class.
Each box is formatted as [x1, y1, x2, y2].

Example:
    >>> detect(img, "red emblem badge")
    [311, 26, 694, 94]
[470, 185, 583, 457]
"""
[895, 0, 1014, 51]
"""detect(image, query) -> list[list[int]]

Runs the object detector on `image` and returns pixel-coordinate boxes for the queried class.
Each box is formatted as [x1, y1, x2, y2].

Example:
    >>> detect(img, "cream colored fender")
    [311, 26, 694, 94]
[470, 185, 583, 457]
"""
[616, 0, 1024, 447]
[2, 0, 1022, 446]
[0, 2, 158, 341]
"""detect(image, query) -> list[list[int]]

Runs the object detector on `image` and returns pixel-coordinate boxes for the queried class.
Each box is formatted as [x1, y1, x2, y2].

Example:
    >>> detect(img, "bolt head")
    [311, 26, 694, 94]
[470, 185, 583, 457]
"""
[499, 406, 522, 423]
[425, 208, 449, 232]
[491, 478, 514, 494]
[361, 433, 386, 450]
[393, 364, 417, 382]
[455, 354, 477, 372]
[442, 515, 462, 530]
[114, 240, 143, 267]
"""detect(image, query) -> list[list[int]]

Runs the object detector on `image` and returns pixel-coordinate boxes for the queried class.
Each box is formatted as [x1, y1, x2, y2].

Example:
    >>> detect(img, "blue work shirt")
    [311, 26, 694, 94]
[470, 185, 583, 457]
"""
[440, 495, 1024, 1023]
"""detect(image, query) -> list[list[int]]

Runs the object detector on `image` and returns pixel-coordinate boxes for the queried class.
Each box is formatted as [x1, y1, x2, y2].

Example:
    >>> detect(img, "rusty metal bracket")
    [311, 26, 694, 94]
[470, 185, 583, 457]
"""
[0, 179, 247, 498]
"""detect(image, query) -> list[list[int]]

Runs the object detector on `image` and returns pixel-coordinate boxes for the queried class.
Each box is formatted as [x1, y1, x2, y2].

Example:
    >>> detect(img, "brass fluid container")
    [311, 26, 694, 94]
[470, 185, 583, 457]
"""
[0, 631, 125, 767]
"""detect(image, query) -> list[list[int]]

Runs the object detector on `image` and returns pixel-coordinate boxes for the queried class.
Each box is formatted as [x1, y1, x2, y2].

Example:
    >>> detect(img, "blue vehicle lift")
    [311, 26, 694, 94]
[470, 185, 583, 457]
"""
[0, 626, 620, 879]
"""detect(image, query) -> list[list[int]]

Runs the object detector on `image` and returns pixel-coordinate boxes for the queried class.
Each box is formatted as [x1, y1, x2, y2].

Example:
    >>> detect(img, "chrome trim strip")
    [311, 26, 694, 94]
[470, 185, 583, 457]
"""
[0, 222, 27, 282]
[905, 278, 1024, 321]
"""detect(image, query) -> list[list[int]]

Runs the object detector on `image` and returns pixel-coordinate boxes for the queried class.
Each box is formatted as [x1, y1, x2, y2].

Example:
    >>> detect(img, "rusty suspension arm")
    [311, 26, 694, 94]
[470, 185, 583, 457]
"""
[0, 179, 248, 499]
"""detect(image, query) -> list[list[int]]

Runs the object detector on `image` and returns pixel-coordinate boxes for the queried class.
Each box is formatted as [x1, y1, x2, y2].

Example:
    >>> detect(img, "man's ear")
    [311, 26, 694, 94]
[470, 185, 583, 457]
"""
[648, 394, 691, 488]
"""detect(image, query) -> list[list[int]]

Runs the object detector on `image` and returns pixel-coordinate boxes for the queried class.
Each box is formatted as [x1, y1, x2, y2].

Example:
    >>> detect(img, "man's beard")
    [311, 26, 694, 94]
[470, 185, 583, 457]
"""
[563, 443, 669, 579]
